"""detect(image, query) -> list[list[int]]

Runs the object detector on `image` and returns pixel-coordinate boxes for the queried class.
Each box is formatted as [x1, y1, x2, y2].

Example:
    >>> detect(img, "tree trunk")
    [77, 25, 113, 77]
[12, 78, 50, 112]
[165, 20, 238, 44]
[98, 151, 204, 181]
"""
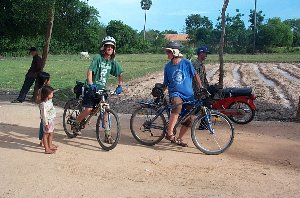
[143, 10, 147, 41]
[34, 1, 55, 102]
[41, 2, 55, 68]
[296, 95, 300, 121]
[252, 0, 257, 54]
[218, 0, 229, 87]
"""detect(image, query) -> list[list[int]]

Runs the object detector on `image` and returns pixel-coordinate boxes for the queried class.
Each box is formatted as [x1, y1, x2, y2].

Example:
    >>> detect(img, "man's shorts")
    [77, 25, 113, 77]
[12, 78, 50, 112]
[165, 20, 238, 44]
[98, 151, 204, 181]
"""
[82, 88, 97, 108]
[82, 88, 108, 108]
[170, 97, 193, 127]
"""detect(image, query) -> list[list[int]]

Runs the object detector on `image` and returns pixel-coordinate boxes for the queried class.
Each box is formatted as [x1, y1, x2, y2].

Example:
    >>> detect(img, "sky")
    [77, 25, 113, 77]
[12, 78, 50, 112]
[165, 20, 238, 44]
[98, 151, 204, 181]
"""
[87, 0, 300, 33]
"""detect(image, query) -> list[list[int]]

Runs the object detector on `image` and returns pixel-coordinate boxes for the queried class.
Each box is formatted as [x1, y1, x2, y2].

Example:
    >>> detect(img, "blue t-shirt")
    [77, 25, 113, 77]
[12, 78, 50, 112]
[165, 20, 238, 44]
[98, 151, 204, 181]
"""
[163, 58, 196, 100]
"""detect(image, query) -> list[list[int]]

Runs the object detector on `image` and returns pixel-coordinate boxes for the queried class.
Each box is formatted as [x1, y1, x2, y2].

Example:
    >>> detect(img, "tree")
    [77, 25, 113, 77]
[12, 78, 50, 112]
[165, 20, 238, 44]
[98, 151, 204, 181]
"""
[284, 19, 300, 47]
[227, 10, 247, 53]
[42, 0, 56, 68]
[140, 0, 152, 40]
[215, 10, 247, 53]
[185, 14, 213, 46]
[161, 30, 178, 34]
[0, 0, 49, 54]
[52, 0, 105, 53]
[138, 29, 167, 53]
[249, 9, 265, 53]
[297, 96, 300, 121]
[0, 0, 105, 55]
[106, 20, 139, 53]
[257, 18, 293, 51]
[219, 0, 229, 87]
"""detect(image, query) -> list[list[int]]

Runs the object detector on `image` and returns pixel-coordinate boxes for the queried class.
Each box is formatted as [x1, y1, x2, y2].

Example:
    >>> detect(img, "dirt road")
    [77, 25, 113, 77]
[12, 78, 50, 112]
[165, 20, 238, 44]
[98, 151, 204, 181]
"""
[0, 101, 300, 197]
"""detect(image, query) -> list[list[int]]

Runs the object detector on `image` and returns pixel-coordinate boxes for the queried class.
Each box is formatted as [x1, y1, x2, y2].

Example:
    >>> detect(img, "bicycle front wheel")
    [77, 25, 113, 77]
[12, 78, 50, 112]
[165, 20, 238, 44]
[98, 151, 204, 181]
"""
[191, 111, 234, 155]
[96, 108, 120, 151]
[130, 106, 167, 146]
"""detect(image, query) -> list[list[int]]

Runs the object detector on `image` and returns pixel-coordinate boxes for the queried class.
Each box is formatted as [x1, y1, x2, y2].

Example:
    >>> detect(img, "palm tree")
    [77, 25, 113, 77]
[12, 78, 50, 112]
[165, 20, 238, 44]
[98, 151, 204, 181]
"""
[140, 0, 152, 40]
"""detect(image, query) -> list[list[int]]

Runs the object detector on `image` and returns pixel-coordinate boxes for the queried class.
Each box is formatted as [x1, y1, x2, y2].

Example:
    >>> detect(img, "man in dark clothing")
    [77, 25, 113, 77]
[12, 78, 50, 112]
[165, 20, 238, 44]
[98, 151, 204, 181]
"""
[12, 47, 43, 103]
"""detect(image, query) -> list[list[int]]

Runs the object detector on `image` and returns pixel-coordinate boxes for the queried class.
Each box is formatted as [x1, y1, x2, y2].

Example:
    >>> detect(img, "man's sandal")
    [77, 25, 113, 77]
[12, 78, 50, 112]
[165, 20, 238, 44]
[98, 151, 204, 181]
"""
[176, 138, 188, 147]
[165, 134, 177, 143]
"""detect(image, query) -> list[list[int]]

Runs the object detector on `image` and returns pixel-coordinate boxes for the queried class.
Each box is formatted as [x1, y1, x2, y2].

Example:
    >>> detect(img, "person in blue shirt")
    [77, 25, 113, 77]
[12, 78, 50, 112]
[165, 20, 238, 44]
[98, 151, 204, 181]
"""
[163, 41, 203, 147]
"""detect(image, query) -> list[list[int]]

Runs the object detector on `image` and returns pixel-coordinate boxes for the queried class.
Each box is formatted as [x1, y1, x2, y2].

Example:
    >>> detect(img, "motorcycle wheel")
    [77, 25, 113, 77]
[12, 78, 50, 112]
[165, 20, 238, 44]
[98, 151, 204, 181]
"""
[228, 102, 255, 124]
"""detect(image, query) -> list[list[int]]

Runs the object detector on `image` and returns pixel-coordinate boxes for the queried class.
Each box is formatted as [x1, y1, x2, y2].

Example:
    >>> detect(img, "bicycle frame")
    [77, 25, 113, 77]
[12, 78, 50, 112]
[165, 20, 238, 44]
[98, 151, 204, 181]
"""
[80, 90, 111, 128]
[138, 96, 215, 134]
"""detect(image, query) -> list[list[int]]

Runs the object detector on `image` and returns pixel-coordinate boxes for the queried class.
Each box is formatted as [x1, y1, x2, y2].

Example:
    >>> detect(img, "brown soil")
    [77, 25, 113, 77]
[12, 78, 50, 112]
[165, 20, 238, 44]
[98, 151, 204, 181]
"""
[108, 62, 300, 121]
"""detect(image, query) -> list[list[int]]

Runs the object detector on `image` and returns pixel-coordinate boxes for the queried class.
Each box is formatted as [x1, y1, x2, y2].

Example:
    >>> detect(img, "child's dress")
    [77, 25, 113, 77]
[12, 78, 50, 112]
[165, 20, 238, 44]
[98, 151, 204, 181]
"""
[39, 99, 56, 133]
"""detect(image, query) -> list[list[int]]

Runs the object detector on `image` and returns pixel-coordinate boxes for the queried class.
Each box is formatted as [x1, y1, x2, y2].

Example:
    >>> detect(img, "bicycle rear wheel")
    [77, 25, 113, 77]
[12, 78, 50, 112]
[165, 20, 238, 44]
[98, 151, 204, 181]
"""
[130, 106, 167, 146]
[63, 98, 82, 138]
[96, 108, 120, 151]
[191, 111, 234, 155]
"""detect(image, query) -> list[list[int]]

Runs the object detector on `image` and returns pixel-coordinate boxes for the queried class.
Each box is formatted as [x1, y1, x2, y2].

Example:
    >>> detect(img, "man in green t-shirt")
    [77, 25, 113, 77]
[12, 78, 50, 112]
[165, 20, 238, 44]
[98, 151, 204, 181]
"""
[74, 36, 123, 142]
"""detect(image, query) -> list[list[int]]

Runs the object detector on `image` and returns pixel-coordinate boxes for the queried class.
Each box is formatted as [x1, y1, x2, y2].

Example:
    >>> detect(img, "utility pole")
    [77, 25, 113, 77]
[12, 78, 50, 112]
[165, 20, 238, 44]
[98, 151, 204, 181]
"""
[253, 0, 257, 54]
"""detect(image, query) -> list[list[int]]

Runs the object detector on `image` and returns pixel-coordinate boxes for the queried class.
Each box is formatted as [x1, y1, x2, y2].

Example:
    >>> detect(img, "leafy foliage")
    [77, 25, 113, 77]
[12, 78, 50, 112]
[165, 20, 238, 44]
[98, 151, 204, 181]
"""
[186, 9, 299, 53]
[185, 14, 213, 46]
[257, 18, 293, 51]
[284, 19, 300, 47]
[1, 0, 299, 55]
[140, 0, 152, 10]
[0, 0, 105, 55]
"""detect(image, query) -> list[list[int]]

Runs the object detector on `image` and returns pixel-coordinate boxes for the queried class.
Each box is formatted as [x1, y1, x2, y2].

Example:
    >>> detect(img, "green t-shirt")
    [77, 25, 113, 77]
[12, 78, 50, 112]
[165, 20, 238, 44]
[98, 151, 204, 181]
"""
[88, 54, 123, 90]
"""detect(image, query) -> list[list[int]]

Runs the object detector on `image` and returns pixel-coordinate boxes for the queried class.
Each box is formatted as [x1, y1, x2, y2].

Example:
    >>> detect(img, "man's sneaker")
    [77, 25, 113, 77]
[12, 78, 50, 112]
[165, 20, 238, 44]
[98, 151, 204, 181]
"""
[104, 130, 114, 144]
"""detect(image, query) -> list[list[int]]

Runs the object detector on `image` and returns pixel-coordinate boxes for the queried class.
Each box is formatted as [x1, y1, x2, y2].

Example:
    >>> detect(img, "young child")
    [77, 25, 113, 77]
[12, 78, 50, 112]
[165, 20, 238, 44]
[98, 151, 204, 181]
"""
[39, 85, 57, 154]
[36, 72, 51, 146]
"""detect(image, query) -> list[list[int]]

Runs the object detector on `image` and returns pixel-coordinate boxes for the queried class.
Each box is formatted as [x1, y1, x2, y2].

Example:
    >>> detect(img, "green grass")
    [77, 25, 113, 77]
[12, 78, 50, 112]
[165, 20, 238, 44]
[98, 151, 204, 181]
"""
[0, 53, 299, 103]
[0, 54, 167, 92]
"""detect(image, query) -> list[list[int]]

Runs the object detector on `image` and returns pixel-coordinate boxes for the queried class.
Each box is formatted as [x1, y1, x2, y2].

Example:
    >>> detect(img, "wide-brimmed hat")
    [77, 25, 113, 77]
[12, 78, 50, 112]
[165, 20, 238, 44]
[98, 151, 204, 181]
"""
[165, 48, 183, 57]
[165, 41, 183, 57]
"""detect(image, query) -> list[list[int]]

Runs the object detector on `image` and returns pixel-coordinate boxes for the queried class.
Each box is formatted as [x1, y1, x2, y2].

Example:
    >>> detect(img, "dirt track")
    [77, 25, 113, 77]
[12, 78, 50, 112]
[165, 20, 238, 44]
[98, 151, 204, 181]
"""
[1, 101, 300, 197]
[1, 62, 300, 197]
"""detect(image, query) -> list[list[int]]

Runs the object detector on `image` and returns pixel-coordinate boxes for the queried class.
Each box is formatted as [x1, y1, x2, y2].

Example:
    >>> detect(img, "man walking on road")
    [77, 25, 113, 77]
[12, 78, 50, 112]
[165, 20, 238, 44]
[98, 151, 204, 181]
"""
[12, 47, 43, 103]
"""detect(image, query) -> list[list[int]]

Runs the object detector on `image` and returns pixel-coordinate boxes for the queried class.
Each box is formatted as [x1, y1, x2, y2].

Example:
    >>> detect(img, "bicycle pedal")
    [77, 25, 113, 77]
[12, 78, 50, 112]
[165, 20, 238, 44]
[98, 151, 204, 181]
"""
[213, 117, 222, 121]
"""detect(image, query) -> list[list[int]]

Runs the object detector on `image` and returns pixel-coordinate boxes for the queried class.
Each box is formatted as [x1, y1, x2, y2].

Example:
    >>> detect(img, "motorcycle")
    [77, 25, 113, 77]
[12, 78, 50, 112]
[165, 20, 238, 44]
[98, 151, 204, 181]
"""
[205, 85, 257, 124]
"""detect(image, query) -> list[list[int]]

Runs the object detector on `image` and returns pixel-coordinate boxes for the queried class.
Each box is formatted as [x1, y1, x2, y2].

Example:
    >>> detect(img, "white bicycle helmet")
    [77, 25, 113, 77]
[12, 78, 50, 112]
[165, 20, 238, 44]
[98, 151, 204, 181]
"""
[101, 36, 116, 50]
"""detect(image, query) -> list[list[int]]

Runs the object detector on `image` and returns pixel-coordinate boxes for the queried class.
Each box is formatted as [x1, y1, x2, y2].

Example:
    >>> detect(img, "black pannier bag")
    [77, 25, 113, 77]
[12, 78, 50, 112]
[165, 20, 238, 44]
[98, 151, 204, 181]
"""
[73, 81, 84, 98]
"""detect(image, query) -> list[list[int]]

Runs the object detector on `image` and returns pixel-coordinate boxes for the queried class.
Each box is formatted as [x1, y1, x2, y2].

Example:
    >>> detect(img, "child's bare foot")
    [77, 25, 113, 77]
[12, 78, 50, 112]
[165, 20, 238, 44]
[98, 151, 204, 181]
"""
[45, 149, 55, 154]
[50, 147, 57, 150]
[50, 144, 58, 150]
